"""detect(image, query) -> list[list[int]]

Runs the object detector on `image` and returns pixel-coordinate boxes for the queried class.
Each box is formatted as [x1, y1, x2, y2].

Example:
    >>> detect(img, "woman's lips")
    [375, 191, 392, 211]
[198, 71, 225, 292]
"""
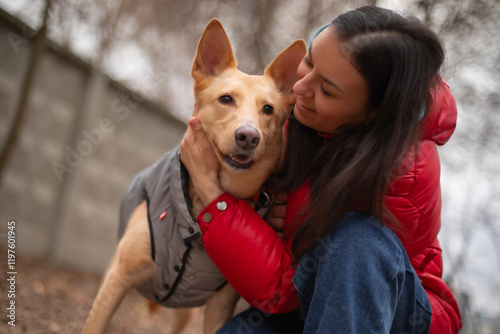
[295, 97, 315, 114]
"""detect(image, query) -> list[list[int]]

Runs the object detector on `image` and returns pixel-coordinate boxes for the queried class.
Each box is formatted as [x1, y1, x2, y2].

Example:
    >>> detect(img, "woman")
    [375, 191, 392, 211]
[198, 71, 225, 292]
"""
[180, 6, 461, 333]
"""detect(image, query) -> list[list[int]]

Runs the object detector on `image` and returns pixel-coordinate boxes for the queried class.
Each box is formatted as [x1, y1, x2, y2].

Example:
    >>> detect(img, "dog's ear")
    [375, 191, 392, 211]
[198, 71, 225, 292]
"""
[265, 39, 306, 98]
[192, 19, 237, 80]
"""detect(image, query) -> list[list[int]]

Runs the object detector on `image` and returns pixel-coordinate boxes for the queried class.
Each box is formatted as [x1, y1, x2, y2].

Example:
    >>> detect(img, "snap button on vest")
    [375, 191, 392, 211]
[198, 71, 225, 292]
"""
[203, 212, 212, 222]
[216, 201, 227, 211]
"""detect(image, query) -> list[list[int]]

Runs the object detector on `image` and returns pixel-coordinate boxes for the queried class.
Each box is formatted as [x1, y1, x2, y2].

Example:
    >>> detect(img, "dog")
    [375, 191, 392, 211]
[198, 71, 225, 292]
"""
[82, 19, 305, 334]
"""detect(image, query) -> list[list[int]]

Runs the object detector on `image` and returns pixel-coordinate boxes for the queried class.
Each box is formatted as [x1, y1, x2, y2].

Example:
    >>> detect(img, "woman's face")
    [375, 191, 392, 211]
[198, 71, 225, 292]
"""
[293, 27, 370, 134]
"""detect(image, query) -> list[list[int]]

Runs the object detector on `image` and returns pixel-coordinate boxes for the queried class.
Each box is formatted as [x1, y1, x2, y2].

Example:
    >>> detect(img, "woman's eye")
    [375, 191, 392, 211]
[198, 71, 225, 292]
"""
[263, 105, 274, 115]
[304, 56, 313, 67]
[218, 95, 233, 105]
[321, 85, 332, 97]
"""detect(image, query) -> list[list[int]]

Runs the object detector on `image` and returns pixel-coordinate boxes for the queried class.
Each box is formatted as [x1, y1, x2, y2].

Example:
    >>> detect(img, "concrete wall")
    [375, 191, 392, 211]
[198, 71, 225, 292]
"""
[0, 9, 186, 274]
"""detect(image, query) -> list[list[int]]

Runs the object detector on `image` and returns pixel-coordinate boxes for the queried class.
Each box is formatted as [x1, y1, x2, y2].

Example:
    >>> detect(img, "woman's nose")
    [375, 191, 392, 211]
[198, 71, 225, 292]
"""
[293, 75, 314, 99]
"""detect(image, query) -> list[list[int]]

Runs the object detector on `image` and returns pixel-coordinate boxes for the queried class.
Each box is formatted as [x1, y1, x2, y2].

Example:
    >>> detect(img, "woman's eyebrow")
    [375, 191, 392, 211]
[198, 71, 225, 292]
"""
[309, 40, 344, 94]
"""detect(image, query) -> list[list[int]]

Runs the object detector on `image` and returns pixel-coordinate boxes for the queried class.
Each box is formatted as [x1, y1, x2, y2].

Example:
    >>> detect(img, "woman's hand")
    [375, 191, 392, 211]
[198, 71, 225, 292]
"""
[264, 194, 287, 240]
[180, 115, 223, 206]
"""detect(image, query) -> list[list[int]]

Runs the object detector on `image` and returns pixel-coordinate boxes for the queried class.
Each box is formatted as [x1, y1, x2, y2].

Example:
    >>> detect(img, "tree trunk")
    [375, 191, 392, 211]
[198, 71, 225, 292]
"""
[0, 0, 52, 187]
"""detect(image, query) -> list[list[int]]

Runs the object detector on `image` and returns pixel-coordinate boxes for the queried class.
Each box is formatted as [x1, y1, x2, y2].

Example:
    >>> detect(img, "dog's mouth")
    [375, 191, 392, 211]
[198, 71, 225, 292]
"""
[213, 142, 253, 170]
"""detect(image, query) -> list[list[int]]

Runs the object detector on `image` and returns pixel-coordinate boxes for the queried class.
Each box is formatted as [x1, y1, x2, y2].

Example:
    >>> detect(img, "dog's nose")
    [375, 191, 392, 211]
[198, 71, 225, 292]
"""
[235, 125, 260, 150]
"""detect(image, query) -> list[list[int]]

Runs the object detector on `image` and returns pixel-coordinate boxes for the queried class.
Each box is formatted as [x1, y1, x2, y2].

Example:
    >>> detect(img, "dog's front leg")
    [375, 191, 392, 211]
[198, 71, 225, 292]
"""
[203, 283, 241, 334]
[82, 201, 155, 334]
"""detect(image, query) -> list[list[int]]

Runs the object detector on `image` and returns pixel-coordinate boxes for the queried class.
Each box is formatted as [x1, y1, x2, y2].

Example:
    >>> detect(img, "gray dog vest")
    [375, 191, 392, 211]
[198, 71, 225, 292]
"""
[118, 146, 227, 308]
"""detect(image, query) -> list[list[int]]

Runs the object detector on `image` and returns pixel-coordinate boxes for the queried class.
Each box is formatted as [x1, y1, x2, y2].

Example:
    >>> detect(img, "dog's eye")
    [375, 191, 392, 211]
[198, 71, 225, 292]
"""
[218, 95, 233, 105]
[263, 105, 274, 115]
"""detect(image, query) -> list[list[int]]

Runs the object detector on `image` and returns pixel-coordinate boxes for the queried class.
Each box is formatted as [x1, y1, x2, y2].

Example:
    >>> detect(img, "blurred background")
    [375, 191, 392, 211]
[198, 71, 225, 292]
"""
[0, 0, 498, 333]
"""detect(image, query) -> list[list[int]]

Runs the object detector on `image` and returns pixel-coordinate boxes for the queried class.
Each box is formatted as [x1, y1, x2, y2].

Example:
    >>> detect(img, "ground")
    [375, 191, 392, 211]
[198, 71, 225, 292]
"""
[0, 253, 211, 333]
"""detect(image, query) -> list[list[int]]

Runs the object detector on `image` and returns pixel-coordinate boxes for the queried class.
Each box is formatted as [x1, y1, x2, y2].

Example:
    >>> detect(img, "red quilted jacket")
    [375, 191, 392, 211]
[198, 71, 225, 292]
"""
[198, 79, 461, 333]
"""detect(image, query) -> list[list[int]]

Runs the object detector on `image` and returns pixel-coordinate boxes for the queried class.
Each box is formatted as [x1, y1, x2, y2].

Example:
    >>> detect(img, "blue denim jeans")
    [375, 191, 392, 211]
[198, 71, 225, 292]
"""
[216, 212, 432, 334]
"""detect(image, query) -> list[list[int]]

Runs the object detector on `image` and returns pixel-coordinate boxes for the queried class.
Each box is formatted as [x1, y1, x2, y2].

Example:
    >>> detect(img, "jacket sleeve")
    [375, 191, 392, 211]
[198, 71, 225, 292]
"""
[197, 193, 301, 314]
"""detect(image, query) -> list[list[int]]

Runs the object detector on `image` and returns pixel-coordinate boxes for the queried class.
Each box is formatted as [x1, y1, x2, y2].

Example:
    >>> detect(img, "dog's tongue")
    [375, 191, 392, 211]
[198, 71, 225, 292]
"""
[232, 154, 251, 164]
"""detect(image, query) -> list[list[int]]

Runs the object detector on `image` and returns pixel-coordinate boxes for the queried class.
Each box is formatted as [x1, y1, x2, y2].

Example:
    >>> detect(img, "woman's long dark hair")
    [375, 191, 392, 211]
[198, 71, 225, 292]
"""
[267, 6, 445, 264]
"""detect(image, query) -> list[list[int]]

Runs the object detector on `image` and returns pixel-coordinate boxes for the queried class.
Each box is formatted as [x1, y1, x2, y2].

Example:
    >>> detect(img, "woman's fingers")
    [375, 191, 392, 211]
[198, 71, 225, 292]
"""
[187, 117, 212, 150]
[264, 198, 287, 240]
[180, 116, 223, 206]
[192, 104, 199, 116]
